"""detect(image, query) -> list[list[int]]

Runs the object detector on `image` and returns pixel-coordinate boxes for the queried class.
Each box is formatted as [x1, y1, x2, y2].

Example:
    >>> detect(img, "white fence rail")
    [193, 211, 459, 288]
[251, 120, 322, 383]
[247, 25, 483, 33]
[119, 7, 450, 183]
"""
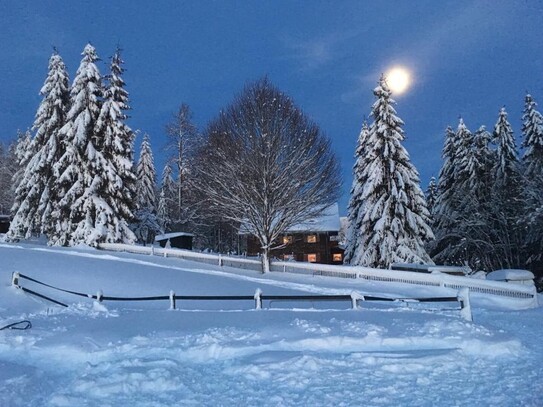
[98, 243, 539, 308]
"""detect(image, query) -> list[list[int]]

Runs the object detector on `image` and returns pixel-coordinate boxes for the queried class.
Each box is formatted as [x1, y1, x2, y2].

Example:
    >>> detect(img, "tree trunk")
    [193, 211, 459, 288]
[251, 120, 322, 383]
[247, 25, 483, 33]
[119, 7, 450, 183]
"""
[261, 247, 270, 274]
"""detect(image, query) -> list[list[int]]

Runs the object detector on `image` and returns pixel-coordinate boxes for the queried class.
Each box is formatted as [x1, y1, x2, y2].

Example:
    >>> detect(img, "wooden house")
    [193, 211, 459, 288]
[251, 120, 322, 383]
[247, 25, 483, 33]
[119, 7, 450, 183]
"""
[244, 204, 345, 265]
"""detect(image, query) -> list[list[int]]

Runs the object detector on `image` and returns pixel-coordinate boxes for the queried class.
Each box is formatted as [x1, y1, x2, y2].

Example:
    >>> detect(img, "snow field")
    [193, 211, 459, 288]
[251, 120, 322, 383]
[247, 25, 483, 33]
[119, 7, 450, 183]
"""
[1, 242, 542, 406]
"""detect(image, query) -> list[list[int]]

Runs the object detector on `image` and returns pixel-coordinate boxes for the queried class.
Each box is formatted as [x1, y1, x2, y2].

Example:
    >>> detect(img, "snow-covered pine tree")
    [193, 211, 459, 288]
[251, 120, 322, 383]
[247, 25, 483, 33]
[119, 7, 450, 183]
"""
[493, 107, 520, 188]
[521, 94, 543, 274]
[7, 130, 34, 233]
[132, 134, 160, 244]
[49, 44, 103, 246]
[136, 134, 156, 210]
[344, 120, 369, 264]
[159, 163, 176, 231]
[521, 94, 543, 179]
[347, 75, 433, 268]
[490, 107, 523, 268]
[425, 176, 438, 215]
[90, 47, 137, 244]
[7, 51, 70, 241]
[0, 142, 18, 215]
[431, 126, 458, 226]
[431, 120, 483, 267]
[156, 189, 169, 233]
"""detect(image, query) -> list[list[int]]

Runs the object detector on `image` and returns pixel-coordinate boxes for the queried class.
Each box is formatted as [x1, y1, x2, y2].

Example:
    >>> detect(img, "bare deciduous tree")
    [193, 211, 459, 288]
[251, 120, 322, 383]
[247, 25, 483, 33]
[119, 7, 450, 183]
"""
[195, 78, 341, 272]
[164, 103, 199, 230]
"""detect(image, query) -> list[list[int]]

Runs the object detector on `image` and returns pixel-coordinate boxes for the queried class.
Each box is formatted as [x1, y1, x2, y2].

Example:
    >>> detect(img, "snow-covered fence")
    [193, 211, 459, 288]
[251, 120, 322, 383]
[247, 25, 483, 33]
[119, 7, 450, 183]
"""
[272, 260, 538, 307]
[11, 271, 472, 320]
[97, 243, 538, 308]
[99, 243, 262, 271]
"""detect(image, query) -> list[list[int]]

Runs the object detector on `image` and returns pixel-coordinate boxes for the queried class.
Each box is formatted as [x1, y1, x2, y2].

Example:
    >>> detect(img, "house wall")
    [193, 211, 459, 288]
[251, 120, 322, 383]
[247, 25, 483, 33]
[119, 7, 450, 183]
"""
[246, 232, 343, 265]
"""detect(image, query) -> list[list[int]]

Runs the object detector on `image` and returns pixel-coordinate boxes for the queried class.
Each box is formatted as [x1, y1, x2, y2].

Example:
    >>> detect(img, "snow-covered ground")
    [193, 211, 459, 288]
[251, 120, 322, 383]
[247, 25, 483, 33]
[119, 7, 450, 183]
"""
[1, 241, 542, 406]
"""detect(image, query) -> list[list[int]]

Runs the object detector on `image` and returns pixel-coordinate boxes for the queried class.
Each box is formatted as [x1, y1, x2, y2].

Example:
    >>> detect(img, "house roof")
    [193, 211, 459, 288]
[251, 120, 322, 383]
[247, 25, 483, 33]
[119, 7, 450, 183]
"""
[240, 203, 341, 234]
[285, 203, 340, 233]
[155, 232, 194, 241]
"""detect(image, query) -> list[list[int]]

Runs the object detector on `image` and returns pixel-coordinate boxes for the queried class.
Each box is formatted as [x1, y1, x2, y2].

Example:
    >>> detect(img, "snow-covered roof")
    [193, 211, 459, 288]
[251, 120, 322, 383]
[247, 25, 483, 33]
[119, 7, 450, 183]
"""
[239, 204, 341, 235]
[285, 203, 341, 232]
[486, 269, 534, 281]
[155, 232, 194, 241]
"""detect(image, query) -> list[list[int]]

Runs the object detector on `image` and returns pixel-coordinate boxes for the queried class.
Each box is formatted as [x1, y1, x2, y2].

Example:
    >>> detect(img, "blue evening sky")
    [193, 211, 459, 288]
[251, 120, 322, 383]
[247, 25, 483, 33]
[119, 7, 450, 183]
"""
[1, 1, 542, 214]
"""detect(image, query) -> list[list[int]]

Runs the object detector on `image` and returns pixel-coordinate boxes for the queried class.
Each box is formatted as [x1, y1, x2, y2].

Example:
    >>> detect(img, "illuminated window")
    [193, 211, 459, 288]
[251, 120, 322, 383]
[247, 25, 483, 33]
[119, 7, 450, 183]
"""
[333, 253, 343, 262]
[282, 236, 293, 245]
[307, 253, 318, 263]
[306, 234, 318, 243]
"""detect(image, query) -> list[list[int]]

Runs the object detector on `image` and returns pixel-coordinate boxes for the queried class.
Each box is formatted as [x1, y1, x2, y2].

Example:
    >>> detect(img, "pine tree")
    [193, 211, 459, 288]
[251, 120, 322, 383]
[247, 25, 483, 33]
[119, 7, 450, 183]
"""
[467, 126, 493, 200]
[431, 120, 485, 268]
[132, 134, 160, 244]
[136, 134, 156, 210]
[425, 176, 438, 215]
[159, 162, 176, 231]
[49, 44, 103, 246]
[431, 126, 458, 228]
[490, 107, 523, 268]
[90, 47, 137, 244]
[7, 51, 70, 241]
[521, 94, 543, 274]
[344, 120, 369, 264]
[346, 76, 433, 268]
[0, 142, 18, 215]
[156, 189, 169, 233]
[521, 94, 543, 179]
[7, 130, 33, 233]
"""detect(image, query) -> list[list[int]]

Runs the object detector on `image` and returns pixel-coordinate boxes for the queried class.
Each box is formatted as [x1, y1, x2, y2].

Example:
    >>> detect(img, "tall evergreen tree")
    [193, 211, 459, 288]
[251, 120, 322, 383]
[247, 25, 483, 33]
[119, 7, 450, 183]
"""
[159, 162, 176, 231]
[0, 142, 18, 215]
[156, 189, 169, 233]
[431, 119, 489, 268]
[49, 44, 103, 246]
[344, 120, 369, 264]
[132, 134, 160, 244]
[7, 51, 70, 241]
[90, 47, 137, 244]
[467, 126, 493, 198]
[136, 134, 157, 210]
[346, 76, 433, 268]
[8, 130, 33, 225]
[490, 107, 523, 268]
[521, 94, 543, 178]
[521, 94, 543, 275]
[431, 126, 458, 226]
[425, 176, 438, 215]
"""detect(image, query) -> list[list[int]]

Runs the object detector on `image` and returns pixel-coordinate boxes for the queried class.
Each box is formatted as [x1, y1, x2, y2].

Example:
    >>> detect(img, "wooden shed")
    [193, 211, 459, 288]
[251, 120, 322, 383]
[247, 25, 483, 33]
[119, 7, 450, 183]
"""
[0, 215, 10, 234]
[155, 232, 194, 250]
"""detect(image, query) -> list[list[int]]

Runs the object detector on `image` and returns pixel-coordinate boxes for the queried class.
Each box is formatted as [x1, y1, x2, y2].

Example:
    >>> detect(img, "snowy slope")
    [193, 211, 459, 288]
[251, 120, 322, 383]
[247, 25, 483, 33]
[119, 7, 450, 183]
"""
[1, 241, 542, 406]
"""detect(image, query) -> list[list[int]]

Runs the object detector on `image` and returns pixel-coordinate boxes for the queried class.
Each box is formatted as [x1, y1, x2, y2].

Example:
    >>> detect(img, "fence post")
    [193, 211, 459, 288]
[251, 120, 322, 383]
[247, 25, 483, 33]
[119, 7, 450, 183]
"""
[96, 290, 103, 303]
[254, 288, 262, 310]
[458, 288, 472, 322]
[11, 272, 20, 287]
[169, 290, 176, 310]
[218, 254, 223, 267]
[351, 291, 364, 309]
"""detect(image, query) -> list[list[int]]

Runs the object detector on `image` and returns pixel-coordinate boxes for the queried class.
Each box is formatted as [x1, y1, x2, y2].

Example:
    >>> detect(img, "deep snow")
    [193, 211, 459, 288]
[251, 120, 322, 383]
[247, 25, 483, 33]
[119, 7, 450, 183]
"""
[1, 241, 542, 406]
